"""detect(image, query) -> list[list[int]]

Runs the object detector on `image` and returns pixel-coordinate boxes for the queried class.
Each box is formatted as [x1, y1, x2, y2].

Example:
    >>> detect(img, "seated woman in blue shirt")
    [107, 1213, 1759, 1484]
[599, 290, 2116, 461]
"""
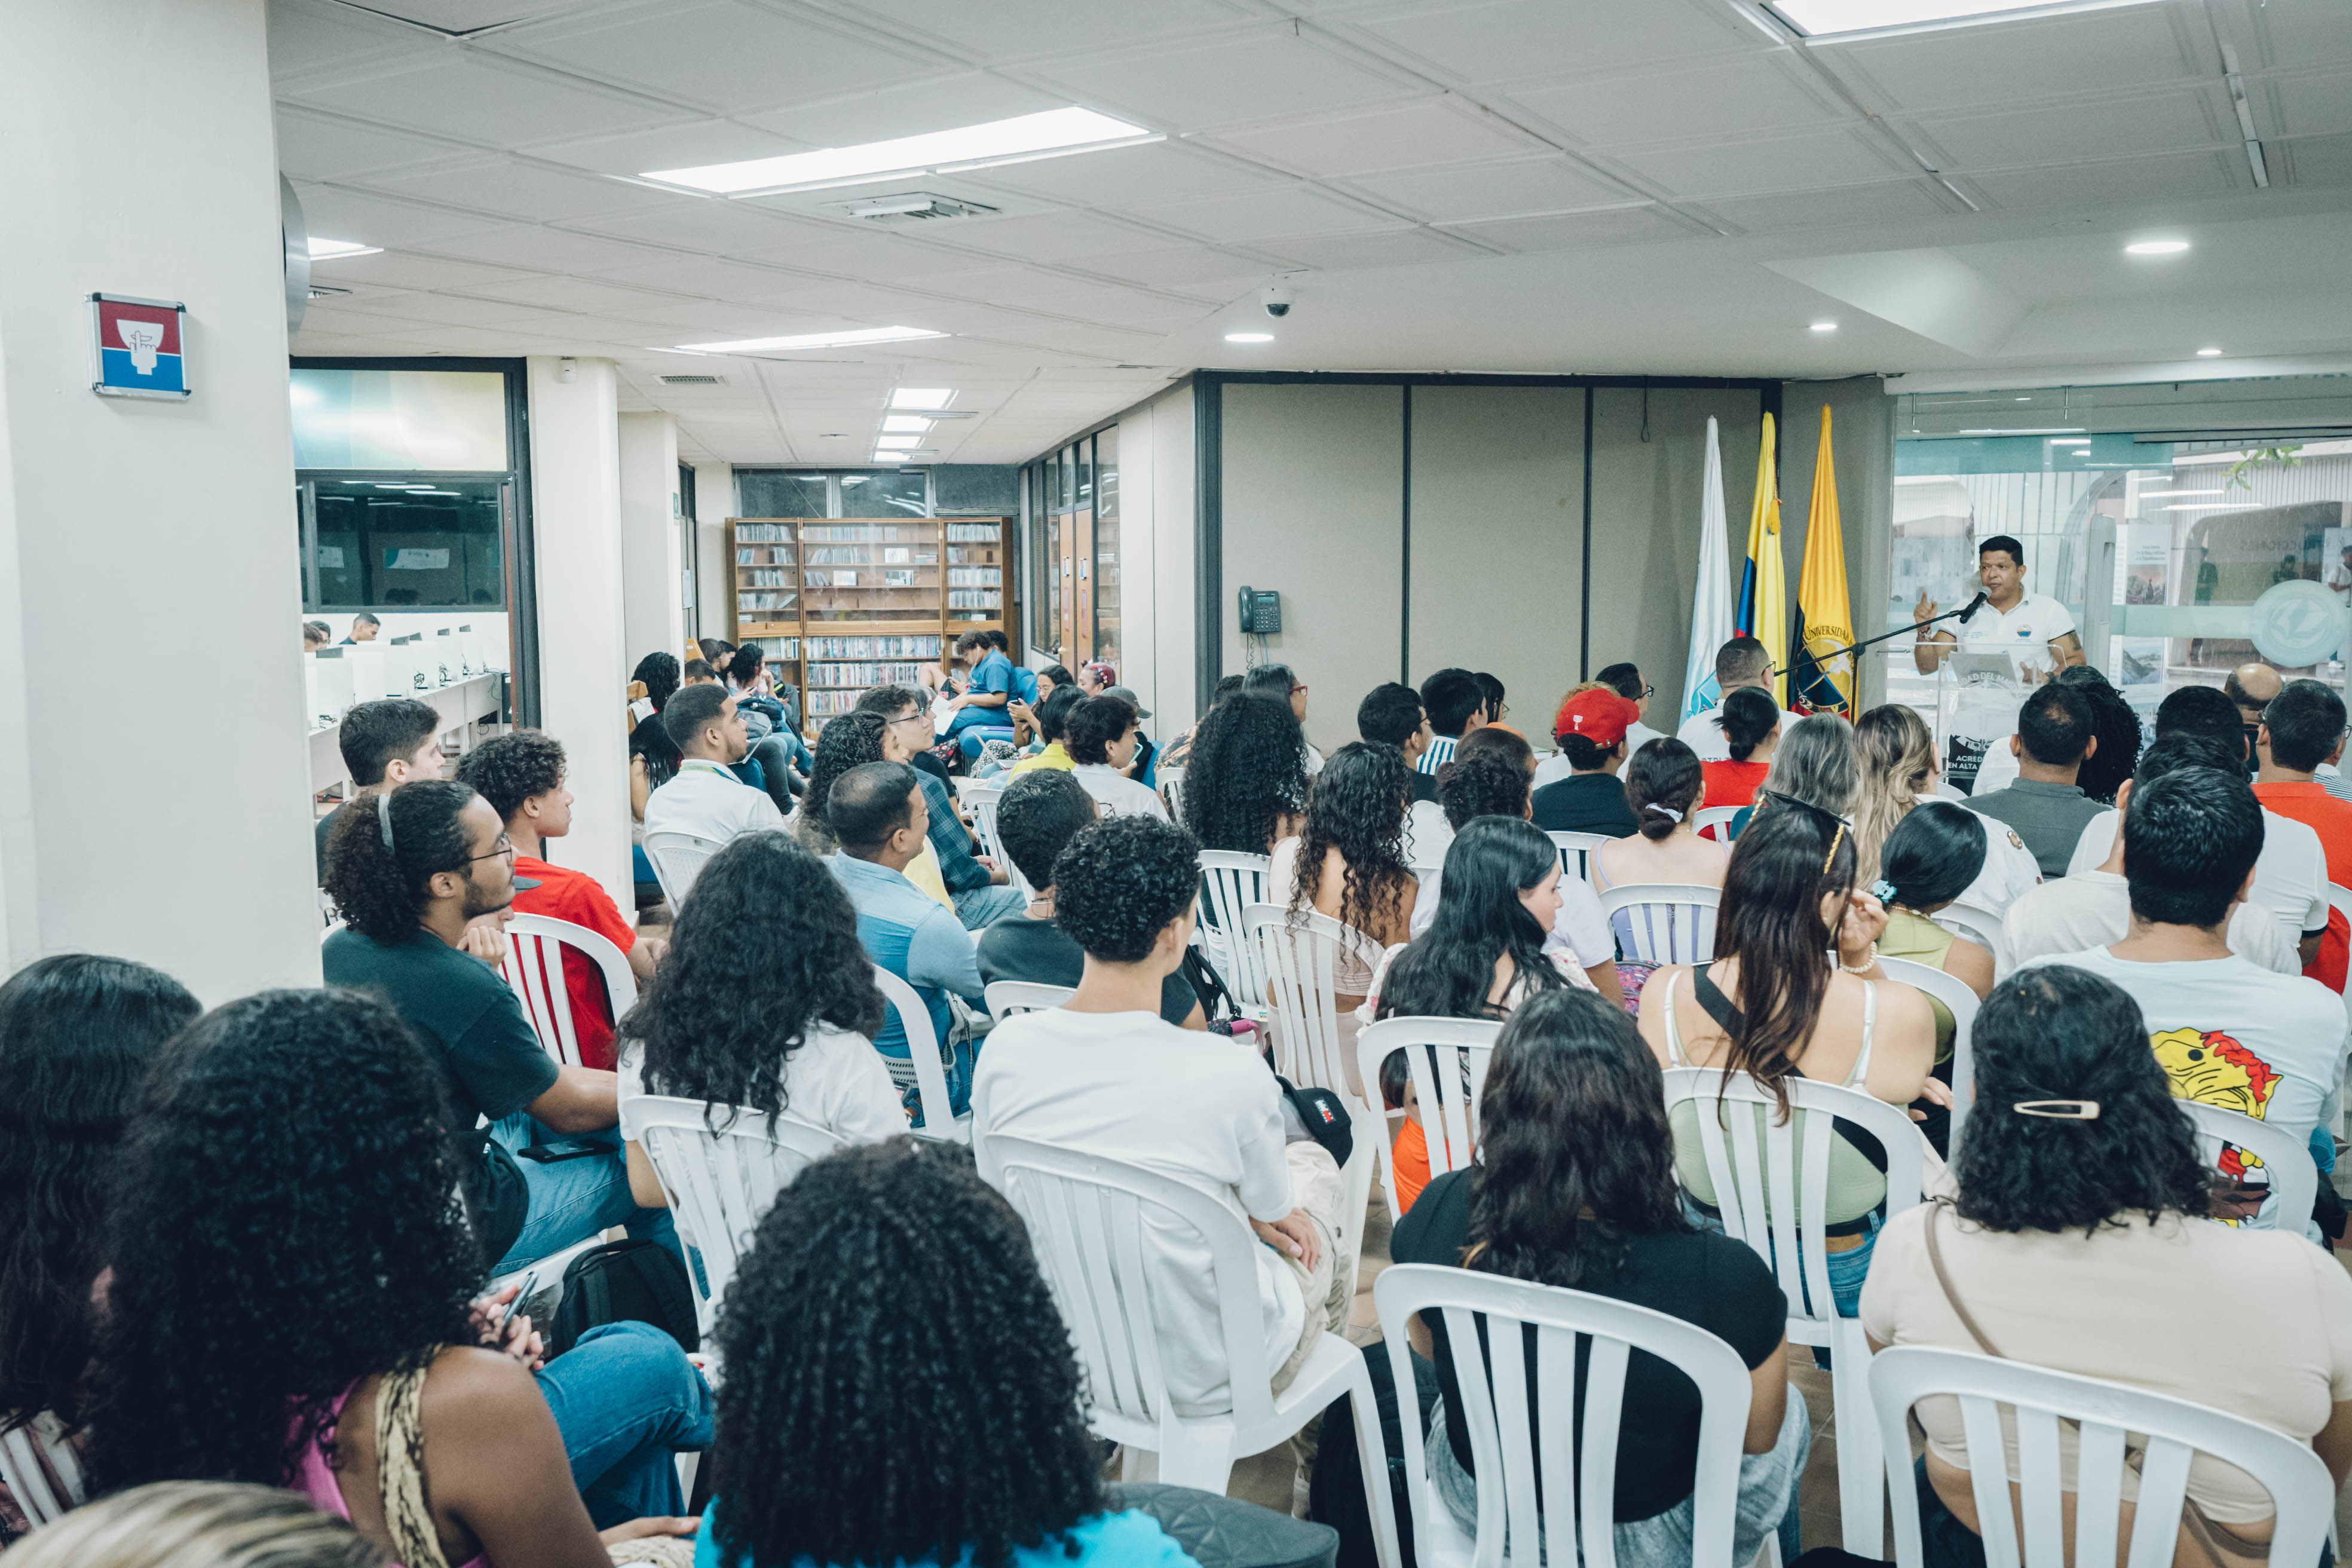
[697, 1138, 1199, 1568]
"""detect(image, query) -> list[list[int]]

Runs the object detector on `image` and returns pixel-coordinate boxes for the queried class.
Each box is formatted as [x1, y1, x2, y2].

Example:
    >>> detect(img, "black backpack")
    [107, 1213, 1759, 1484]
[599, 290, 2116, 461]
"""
[546, 1239, 699, 1356]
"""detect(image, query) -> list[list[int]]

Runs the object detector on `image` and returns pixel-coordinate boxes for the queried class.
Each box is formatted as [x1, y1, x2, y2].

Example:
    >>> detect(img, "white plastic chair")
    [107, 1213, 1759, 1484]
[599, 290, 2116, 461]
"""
[1376, 1264, 1756, 1568]
[1871, 1346, 2334, 1568]
[618, 1094, 846, 1338]
[1354, 1018, 1502, 1227]
[644, 828, 728, 909]
[1197, 851, 1273, 1009]
[1597, 883, 1721, 965]
[976, 1132, 1400, 1568]
[500, 914, 638, 1070]
[1875, 956, 1979, 1151]
[1659, 1065, 1928, 1553]
[871, 964, 969, 1143]
[1931, 901, 2004, 958]
[1158, 768, 1185, 821]
[2176, 1098, 2316, 1235]
[0, 1411, 85, 1530]
[985, 979, 1073, 1022]
[1546, 830, 1609, 886]
[1246, 902, 1368, 1104]
[958, 781, 1034, 900]
[1693, 805, 1742, 842]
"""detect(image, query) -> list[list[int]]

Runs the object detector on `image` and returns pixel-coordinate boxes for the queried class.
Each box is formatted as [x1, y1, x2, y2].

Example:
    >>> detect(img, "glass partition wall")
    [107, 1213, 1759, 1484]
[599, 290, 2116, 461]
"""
[1021, 429, 1119, 672]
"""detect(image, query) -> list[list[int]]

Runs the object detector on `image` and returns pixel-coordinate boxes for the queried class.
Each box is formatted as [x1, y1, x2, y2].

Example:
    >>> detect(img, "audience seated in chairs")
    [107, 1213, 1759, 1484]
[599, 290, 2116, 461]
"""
[1006, 685, 1082, 775]
[1876, 804, 1996, 1031]
[1593, 735, 1727, 892]
[825, 761, 989, 1125]
[700, 1138, 1196, 1568]
[1697, 686, 1781, 817]
[1065, 693, 1168, 819]
[1674, 637, 1802, 764]
[1405, 722, 1527, 869]
[321, 779, 656, 1276]
[976, 814, 1349, 1509]
[1860, 964, 2352, 1561]
[1636, 805, 1942, 1318]
[975, 770, 1205, 1029]
[7, 1481, 387, 1568]
[725, 645, 811, 811]
[1356, 681, 1437, 801]
[943, 629, 1018, 761]
[1962, 681, 2107, 879]
[2252, 676, 2352, 990]
[316, 697, 444, 884]
[854, 685, 1024, 929]
[82, 988, 709, 1563]
[626, 653, 684, 903]
[1180, 691, 1310, 855]
[1244, 663, 1319, 775]
[457, 730, 664, 1071]
[1272, 742, 1421, 1082]
[1532, 687, 1644, 838]
[1731, 711, 1858, 838]
[0, 956, 201, 1542]
[852, 683, 954, 788]
[1414, 668, 1487, 777]
[641, 683, 787, 847]
[1385, 987, 1806, 1567]
[618, 832, 907, 1215]
[1162, 672, 1244, 774]
[1857, 702, 2041, 915]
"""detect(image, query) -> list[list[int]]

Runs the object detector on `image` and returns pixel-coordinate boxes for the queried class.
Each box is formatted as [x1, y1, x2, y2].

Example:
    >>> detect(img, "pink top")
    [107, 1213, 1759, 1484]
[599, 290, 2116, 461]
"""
[290, 1383, 486, 1568]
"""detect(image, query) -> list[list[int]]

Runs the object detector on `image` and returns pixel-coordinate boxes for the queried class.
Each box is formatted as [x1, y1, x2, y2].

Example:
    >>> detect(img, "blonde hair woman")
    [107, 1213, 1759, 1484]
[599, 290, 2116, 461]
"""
[1853, 703, 1938, 883]
[7, 1482, 385, 1568]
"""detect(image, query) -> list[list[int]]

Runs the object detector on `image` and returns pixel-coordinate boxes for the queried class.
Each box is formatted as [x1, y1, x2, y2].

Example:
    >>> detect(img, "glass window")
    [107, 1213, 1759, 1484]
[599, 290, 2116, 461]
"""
[307, 476, 506, 610]
[736, 471, 830, 518]
[933, 464, 1019, 514]
[1094, 427, 1120, 673]
[841, 469, 929, 518]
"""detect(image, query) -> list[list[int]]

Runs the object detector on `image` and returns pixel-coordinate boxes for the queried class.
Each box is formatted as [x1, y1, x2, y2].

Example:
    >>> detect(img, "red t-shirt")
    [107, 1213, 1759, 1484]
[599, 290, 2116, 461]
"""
[511, 855, 637, 1070]
[1701, 759, 1771, 811]
[2251, 781, 2352, 992]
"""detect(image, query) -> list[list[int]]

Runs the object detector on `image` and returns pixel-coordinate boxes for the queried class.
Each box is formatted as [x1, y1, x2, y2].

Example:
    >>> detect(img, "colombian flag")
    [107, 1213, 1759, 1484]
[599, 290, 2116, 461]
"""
[1791, 406, 1855, 716]
[1735, 414, 1787, 707]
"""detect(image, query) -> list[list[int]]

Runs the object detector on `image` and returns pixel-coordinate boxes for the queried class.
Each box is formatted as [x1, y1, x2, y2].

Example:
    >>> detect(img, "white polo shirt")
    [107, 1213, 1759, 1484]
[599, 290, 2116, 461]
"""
[2066, 806, 2330, 951]
[1952, 592, 2075, 679]
[1674, 702, 1806, 763]
[641, 757, 788, 845]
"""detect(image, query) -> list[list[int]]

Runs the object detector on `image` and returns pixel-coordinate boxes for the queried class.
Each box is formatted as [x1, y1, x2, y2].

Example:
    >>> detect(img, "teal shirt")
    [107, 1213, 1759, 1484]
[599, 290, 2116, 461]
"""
[695, 1507, 1199, 1568]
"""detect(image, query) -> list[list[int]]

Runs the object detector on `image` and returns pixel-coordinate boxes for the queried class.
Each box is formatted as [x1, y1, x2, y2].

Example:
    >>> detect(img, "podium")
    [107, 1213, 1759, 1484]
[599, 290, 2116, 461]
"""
[1934, 651, 2029, 796]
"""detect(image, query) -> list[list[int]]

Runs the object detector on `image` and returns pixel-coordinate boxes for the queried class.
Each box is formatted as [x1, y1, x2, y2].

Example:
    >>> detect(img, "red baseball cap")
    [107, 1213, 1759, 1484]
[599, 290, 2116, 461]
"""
[1555, 688, 1641, 746]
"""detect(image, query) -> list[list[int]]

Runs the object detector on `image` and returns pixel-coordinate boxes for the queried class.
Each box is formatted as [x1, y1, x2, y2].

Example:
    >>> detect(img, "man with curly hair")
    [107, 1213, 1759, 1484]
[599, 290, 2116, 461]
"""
[458, 731, 666, 1070]
[973, 815, 1349, 1506]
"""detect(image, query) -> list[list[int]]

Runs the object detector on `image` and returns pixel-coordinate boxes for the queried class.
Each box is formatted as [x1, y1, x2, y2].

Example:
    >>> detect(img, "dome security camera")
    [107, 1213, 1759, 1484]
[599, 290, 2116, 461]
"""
[1260, 286, 1295, 319]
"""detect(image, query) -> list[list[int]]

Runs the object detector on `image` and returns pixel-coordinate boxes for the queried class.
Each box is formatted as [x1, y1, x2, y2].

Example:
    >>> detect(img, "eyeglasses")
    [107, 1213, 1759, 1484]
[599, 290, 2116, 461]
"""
[468, 833, 516, 863]
[887, 710, 930, 729]
[1636, 684, 1655, 701]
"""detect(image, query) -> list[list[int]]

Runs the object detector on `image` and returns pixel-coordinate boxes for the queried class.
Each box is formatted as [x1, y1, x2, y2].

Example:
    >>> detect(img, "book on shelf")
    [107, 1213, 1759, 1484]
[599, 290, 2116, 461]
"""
[947, 590, 1003, 610]
[801, 523, 922, 543]
[748, 568, 789, 586]
[735, 523, 790, 543]
[944, 523, 1000, 543]
[806, 635, 941, 659]
[884, 547, 910, 564]
[803, 571, 829, 588]
[947, 566, 1001, 587]
[744, 636, 799, 660]
[805, 660, 938, 687]
[737, 591, 797, 611]
[884, 569, 915, 587]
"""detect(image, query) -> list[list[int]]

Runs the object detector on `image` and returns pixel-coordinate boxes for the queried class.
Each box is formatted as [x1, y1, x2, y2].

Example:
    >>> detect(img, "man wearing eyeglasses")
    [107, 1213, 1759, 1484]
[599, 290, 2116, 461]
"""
[858, 684, 1025, 930]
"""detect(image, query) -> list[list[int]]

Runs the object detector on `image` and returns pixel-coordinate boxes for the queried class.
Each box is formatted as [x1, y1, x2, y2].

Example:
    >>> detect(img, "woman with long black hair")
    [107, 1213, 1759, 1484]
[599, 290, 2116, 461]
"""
[1389, 987, 1805, 1566]
[1178, 691, 1310, 856]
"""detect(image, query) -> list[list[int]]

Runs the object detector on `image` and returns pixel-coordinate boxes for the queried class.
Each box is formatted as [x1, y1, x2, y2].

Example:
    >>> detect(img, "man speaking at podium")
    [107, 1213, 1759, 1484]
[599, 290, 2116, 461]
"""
[1913, 534, 2086, 793]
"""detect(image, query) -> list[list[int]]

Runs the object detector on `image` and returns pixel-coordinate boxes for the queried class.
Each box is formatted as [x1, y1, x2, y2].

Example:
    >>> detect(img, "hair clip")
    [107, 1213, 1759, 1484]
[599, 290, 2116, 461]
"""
[1644, 803, 1684, 822]
[1822, 822, 1846, 874]
[1871, 879, 1897, 902]
[376, 789, 397, 853]
[2011, 1100, 2100, 1120]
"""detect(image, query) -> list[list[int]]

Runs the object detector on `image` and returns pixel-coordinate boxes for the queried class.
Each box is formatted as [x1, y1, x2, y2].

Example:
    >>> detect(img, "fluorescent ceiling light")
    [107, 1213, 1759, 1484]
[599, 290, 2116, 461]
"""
[890, 387, 954, 411]
[2196, 347, 2224, 356]
[875, 434, 923, 449]
[642, 107, 1156, 197]
[674, 326, 945, 353]
[2125, 238, 2190, 255]
[1809, 320, 1838, 332]
[1768, 0, 2159, 38]
[2049, 439, 2092, 446]
[881, 414, 932, 434]
[1956, 427, 2085, 435]
[2138, 489, 2222, 497]
[307, 237, 382, 260]
[2164, 502, 2261, 511]
[1224, 331, 1275, 344]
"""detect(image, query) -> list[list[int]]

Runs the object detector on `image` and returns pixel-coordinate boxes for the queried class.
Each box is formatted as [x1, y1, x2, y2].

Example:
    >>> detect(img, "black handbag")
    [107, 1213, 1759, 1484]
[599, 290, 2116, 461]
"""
[1104, 1482, 1337, 1568]
[546, 1239, 700, 1355]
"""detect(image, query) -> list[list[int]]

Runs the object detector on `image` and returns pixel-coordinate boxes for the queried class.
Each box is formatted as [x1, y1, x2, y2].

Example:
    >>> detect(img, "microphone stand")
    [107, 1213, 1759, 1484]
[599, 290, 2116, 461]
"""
[1772, 601, 1986, 678]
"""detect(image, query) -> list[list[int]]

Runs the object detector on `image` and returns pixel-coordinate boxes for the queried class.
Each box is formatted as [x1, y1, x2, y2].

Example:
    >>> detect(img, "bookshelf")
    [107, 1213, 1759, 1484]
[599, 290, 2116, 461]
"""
[725, 515, 1010, 735]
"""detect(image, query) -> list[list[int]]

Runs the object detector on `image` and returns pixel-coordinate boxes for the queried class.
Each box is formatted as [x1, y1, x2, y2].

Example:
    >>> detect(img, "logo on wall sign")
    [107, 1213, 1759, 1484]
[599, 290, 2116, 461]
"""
[2249, 579, 2346, 669]
[89, 293, 190, 400]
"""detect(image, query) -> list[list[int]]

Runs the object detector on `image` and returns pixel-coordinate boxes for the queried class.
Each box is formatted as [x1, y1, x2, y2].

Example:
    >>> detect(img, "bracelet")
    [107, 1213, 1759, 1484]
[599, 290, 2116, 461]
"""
[1839, 942, 1878, 975]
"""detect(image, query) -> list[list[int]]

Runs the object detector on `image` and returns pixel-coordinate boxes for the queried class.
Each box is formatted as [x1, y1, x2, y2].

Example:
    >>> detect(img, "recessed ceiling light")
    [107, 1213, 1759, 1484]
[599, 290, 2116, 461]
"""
[2124, 238, 2190, 256]
[641, 107, 1157, 197]
[2049, 439, 2093, 446]
[1224, 331, 1275, 344]
[2195, 347, 2224, 357]
[673, 326, 945, 353]
[2163, 502, 2261, 511]
[307, 237, 382, 260]
[1809, 320, 1838, 333]
[881, 414, 932, 433]
[2139, 489, 2223, 498]
[891, 388, 954, 411]
[2015, 397, 2032, 402]
[1768, 0, 2161, 38]
[875, 434, 923, 449]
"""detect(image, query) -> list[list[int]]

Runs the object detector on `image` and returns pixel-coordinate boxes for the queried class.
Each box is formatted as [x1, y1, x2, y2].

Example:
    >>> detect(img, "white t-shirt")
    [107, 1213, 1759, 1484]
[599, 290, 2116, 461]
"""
[616, 1024, 908, 1150]
[1409, 857, 1616, 973]
[1674, 702, 1806, 763]
[1402, 799, 1453, 870]
[2001, 867, 2298, 979]
[1938, 799, 2044, 916]
[642, 757, 789, 844]
[971, 1008, 1302, 1414]
[1071, 762, 1168, 821]
[1952, 591, 2077, 679]
[2066, 807, 2330, 950]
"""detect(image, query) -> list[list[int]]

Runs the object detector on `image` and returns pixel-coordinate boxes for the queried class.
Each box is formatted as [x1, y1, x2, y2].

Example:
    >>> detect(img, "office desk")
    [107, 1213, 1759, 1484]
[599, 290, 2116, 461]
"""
[309, 672, 506, 794]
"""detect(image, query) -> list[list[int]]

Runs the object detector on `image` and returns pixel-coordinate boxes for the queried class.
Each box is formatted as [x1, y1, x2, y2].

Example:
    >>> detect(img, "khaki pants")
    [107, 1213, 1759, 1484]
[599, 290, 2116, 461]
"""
[1230, 1140, 1351, 1511]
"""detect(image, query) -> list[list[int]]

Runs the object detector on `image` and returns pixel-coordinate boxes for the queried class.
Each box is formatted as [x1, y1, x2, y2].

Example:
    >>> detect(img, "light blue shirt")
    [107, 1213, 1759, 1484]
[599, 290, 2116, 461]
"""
[695, 1505, 1199, 1568]
[826, 851, 985, 1052]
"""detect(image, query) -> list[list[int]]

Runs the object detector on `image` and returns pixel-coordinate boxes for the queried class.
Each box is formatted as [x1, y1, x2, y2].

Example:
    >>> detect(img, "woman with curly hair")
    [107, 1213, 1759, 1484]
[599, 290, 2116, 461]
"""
[791, 710, 888, 858]
[7, 1481, 387, 1568]
[2054, 663, 2143, 803]
[1861, 964, 2352, 1564]
[700, 1138, 1193, 1568]
[0, 956, 200, 1541]
[1273, 739, 1418, 980]
[1389, 987, 1805, 1566]
[1178, 691, 1309, 855]
[618, 831, 906, 1214]
[84, 988, 709, 1565]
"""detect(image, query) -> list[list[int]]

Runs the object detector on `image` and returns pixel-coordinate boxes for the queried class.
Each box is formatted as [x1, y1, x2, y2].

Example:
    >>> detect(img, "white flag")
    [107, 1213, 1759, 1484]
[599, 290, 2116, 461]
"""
[1682, 416, 1735, 724]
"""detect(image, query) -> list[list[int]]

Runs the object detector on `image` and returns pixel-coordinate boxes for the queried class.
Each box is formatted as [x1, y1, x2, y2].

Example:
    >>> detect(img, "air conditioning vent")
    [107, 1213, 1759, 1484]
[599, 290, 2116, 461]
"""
[834, 192, 998, 224]
[658, 373, 725, 385]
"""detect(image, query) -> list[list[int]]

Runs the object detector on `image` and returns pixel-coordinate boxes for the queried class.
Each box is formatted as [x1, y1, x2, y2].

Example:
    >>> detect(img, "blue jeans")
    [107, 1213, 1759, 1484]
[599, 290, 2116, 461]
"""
[536, 1321, 713, 1528]
[953, 881, 1028, 930]
[490, 1119, 675, 1278]
[1684, 1195, 1878, 1371]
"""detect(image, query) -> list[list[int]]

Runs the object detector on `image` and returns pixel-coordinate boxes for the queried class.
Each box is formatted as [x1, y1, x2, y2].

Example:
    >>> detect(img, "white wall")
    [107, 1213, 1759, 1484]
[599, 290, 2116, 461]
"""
[0, 0, 318, 999]
[692, 459, 732, 648]
[1104, 382, 1196, 738]
[617, 411, 683, 669]
[526, 356, 632, 914]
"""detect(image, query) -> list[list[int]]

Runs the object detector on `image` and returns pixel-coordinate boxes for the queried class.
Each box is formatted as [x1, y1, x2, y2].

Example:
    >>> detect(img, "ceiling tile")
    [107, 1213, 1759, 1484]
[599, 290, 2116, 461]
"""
[1966, 149, 2242, 209]
[564, 198, 814, 252]
[1123, 183, 1398, 243]
[283, 55, 687, 147]
[291, 183, 512, 244]
[525, 120, 807, 176]
[1076, 246, 1274, 289]
[1440, 204, 1689, 252]
[1692, 179, 1953, 233]
[1204, 97, 1542, 177]
[422, 225, 687, 272]
[2273, 70, 2352, 138]
[330, 291, 561, 326]
[2280, 133, 2352, 185]
[1910, 90, 2227, 170]
[358, 157, 677, 221]
[267, 0, 435, 82]
[954, 141, 1281, 206]
[1825, 5, 2200, 114]
[840, 0, 1252, 65]
[949, 210, 1175, 264]
[274, 107, 477, 181]
[1354, 0, 1756, 84]
[304, 250, 546, 292]
[1609, 127, 1910, 200]
[1505, 55, 1847, 146]
[1255, 225, 1495, 269]
[586, 255, 818, 298]
[1340, 155, 1631, 222]
[452, 275, 703, 313]
[1034, 26, 1418, 131]
[724, 222, 990, 282]
[737, 72, 1068, 147]
[2224, 0, 2352, 70]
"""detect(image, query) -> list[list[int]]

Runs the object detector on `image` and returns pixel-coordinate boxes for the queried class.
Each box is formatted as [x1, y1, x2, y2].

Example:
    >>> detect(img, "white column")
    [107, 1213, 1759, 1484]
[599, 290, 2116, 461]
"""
[0, 0, 318, 1000]
[617, 411, 682, 669]
[693, 460, 734, 646]
[526, 356, 633, 914]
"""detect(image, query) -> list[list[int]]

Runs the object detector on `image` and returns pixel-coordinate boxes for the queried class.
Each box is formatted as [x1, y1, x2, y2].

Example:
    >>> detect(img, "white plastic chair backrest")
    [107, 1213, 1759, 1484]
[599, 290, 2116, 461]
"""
[501, 913, 638, 1070]
[2328, 884, 2352, 1021]
[617, 1094, 844, 1336]
[1875, 956, 1979, 1150]
[2176, 1099, 2315, 1234]
[870, 963, 963, 1141]
[1376, 1264, 1753, 1568]
[981, 1132, 1284, 1435]
[1246, 902, 1363, 1101]
[320, 919, 346, 945]
[1355, 1017, 1502, 1225]
[1597, 883, 1721, 965]
[1545, 830, 1608, 885]
[0, 1411, 84, 1528]
[961, 782, 1008, 863]
[1692, 806, 1742, 842]
[1870, 1346, 2334, 1568]
[1931, 901, 2004, 957]
[1159, 768, 1185, 821]
[644, 829, 727, 908]
[1197, 851, 1273, 1006]
[1659, 1066, 1926, 1331]
[985, 979, 1073, 1022]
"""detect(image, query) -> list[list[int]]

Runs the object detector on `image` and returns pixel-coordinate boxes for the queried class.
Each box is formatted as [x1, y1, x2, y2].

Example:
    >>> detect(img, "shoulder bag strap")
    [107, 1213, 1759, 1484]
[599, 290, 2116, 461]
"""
[375, 1361, 455, 1568]
[1691, 961, 1747, 1038]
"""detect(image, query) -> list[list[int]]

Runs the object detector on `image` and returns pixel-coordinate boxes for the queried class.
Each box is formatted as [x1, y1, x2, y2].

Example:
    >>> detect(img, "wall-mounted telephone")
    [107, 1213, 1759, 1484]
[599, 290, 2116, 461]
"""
[1236, 586, 1282, 635]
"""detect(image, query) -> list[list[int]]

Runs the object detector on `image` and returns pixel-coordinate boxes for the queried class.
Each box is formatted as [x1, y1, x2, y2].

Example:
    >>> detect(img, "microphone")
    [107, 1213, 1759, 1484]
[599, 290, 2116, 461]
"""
[1955, 592, 1990, 624]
